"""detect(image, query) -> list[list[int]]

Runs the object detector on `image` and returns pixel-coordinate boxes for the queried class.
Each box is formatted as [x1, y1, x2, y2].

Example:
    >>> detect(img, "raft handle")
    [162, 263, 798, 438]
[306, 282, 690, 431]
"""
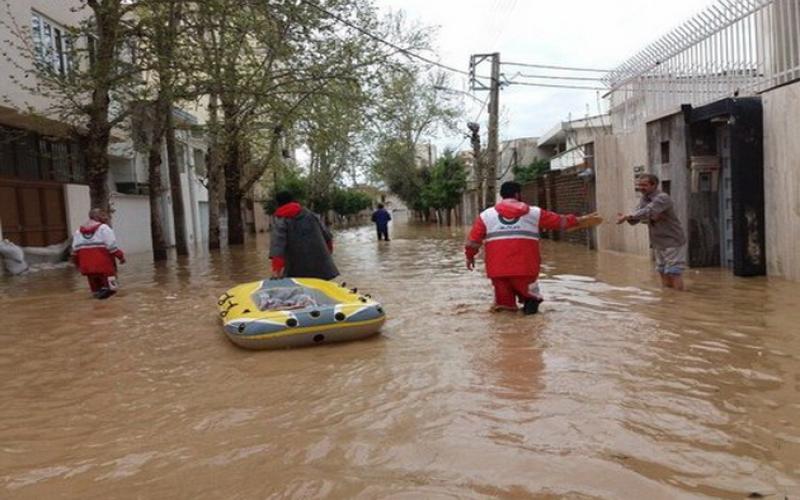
[286, 318, 298, 327]
[313, 334, 325, 343]
[310, 310, 321, 318]
[334, 312, 346, 322]
[237, 323, 246, 333]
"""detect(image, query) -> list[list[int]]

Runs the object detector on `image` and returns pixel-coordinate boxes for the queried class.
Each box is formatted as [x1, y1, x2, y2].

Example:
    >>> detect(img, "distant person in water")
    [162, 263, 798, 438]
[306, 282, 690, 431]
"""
[466, 181, 601, 314]
[269, 191, 339, 280]
[71, 208, 125, 299]
[371, 203, 392, 241]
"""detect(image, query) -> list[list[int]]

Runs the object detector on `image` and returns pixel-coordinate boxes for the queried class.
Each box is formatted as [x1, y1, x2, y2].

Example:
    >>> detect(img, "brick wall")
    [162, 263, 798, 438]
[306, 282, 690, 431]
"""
[520, 167, 595, 246]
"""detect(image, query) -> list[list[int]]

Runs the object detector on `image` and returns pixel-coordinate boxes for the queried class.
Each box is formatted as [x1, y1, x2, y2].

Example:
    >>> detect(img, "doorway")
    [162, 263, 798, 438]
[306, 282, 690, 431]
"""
[684, 98, 765, 277]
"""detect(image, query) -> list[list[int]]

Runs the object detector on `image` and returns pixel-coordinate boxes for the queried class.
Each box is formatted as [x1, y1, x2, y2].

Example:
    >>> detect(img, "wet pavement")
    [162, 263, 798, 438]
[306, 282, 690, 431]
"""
[1, 220, 799, 499]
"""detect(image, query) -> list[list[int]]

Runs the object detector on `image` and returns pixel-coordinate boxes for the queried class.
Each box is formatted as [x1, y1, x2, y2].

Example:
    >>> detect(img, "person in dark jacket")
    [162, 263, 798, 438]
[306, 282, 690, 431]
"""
[269, 191, 339, 280]
[371, 203, 392, 241]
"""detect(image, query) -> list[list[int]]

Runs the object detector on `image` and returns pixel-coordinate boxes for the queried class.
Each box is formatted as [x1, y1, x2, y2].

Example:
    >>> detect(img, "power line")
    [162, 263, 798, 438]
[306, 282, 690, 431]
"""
[501, 61, 611, 73]
[504, 80, 607, 91]
[299, 0, 472, 77]
[511, 72, 605, 82]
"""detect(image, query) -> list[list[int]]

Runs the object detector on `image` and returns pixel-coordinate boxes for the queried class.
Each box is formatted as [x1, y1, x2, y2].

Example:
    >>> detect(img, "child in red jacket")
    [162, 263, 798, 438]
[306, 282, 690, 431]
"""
[71, 208, 126, 299]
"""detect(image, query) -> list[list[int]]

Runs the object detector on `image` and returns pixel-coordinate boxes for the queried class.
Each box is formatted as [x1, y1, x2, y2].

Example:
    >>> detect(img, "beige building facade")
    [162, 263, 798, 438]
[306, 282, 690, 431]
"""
[0, 1, 209, 265]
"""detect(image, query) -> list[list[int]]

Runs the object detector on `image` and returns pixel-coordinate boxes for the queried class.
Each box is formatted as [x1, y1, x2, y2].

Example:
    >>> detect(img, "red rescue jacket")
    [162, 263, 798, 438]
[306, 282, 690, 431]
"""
[71, 220, 125, 276]
[466, 199, 577, 279]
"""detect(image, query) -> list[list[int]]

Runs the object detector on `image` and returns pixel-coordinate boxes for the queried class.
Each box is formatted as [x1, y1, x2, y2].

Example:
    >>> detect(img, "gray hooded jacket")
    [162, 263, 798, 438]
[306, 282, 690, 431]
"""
[269, 204, 339, 280]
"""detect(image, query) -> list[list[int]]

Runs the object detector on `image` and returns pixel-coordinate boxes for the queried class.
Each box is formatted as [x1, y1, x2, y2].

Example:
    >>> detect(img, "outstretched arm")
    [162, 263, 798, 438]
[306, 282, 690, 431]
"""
[620, 194, 671, 225]
[538, 209, 579, 232]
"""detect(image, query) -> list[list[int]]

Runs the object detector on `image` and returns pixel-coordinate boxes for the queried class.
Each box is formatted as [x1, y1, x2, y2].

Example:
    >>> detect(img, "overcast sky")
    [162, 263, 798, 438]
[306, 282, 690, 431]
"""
[372, 0, 717, 151]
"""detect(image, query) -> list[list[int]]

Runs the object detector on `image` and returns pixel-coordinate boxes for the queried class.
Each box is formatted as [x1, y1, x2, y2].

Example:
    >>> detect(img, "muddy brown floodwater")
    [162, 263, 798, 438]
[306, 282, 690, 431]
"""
[1, 221, 799, 499]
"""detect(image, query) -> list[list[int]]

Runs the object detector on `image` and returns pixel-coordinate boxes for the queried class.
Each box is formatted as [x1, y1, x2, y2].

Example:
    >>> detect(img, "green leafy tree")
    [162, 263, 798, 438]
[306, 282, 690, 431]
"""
[331, 188, 372, 219]
[513, 158, 550, 184]
[422, 150, 467, 224]
[423, 151, 467, 208]
[263, 170, 309, 215]
[369, 67, 462, 217]
[372, 138, 429, 215]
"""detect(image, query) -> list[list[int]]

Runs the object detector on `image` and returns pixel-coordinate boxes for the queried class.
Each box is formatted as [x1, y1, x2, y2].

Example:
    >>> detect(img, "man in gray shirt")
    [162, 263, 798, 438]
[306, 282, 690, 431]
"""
[617, 173, 687, 290]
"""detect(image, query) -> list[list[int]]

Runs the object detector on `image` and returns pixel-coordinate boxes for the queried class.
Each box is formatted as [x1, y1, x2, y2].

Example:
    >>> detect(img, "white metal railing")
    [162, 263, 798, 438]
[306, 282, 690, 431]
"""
[605, 0, 800, 129]
[550, 146, 586, 170]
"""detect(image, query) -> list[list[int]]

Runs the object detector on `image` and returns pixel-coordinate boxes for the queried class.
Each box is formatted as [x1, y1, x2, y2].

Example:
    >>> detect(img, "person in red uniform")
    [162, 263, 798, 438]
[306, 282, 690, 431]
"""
[465, 181, 594, 315]
[71, 208, 126, 299]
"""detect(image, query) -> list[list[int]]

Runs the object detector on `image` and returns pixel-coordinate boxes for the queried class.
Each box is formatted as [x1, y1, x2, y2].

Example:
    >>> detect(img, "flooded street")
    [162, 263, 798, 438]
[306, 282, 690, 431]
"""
[1, 221, 799, 499]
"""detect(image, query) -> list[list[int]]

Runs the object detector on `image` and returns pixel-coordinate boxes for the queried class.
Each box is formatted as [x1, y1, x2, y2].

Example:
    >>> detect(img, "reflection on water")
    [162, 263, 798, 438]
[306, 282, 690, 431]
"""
[1, 222, 799, 499]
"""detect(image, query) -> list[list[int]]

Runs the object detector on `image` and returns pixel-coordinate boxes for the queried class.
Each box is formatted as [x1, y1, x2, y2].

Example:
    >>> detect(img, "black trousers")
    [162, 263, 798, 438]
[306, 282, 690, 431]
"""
[376, 225, 389, 241]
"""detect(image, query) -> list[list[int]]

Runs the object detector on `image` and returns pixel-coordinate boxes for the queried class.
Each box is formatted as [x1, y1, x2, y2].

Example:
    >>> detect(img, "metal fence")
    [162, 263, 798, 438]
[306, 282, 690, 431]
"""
[605, 0, 800, 130]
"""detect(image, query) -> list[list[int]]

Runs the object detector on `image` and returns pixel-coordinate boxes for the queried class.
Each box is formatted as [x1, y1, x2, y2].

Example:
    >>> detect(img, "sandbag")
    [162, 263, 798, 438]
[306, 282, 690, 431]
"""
[23, 238, 72, 266]
[0, 239, 30, 275]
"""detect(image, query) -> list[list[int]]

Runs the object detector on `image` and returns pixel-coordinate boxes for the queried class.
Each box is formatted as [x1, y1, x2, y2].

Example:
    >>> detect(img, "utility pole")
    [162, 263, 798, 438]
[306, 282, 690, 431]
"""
[469, 52, 501, 208]
[467, 122, 483, 207]
[486, 52, 500, 207]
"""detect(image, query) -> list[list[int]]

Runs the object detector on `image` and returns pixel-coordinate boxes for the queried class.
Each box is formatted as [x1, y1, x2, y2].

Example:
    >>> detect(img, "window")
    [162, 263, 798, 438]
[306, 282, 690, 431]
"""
[51, 142, 71, 182]
[660, 141, 670, 164]
[0, 130, 17, 178]
[31, 11, 72, 75]
[0, 126, 87, 183]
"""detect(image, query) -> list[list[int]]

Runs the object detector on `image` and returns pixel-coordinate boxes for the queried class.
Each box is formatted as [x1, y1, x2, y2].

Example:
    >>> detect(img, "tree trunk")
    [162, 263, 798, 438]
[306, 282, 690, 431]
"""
[86, 78, 113, 212]
[226, 188, 244, 245]
[144, 98, 171, 261]
[85, 127, 111, 212]
[206, 93, 222, 249]
[207, 160, 222, 249]
[147, 124, 168, 262]
[224, 136, 245, 245]
[165, 110, 189, 255]
[83, 2, 123, 212]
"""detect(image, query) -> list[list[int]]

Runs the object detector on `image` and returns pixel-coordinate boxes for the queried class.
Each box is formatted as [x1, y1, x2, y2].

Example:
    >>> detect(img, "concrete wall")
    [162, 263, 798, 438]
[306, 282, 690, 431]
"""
[594, 131, 650, 256]
[645, 113, 691, 244]
[0, 1, 86, 120]
[64, 184, 91, 234]
[763, 82, 800, 281]
[110, 194, 152, 255]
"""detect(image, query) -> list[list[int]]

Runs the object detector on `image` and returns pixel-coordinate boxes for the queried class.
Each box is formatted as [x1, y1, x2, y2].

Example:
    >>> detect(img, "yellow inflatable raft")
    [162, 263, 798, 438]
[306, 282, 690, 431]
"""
[217, 278, 386, 349]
